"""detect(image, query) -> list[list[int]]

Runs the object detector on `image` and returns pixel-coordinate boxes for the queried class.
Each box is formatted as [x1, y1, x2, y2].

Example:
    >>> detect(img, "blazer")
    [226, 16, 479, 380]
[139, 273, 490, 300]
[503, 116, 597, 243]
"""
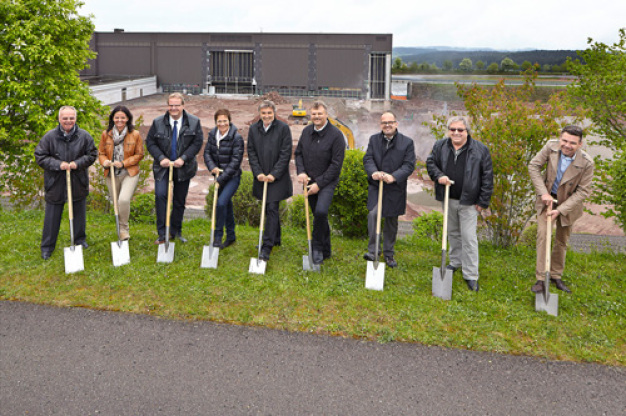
[98, 129, 144, 177]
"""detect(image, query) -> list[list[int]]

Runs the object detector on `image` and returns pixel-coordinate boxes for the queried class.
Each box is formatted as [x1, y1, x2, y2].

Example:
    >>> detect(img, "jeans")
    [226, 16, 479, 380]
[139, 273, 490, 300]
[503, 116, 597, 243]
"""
[213, 175, 240, 242]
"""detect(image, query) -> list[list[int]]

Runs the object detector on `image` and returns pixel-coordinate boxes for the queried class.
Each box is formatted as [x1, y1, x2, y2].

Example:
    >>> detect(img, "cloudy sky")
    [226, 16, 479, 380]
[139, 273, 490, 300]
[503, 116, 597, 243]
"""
[79, 0, 625, 50]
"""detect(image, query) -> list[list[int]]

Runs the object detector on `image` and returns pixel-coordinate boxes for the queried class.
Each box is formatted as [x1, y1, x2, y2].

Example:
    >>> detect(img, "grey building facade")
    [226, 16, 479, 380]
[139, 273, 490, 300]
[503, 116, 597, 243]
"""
[83, 32, 392, 100]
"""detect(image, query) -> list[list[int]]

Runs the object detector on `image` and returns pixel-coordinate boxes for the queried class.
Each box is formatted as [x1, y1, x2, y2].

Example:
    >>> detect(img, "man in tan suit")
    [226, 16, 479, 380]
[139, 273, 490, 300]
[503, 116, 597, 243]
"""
[528, 125, 594, 294]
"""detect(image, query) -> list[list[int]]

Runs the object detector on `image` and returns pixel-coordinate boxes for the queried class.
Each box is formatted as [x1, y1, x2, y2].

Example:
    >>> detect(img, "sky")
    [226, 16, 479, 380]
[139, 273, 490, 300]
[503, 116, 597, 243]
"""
[78, 0, 625, 51]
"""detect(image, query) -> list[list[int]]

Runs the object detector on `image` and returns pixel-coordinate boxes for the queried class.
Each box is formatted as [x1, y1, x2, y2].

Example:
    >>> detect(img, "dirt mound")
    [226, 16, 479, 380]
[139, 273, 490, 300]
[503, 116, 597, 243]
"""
[257, 91, 290, 105]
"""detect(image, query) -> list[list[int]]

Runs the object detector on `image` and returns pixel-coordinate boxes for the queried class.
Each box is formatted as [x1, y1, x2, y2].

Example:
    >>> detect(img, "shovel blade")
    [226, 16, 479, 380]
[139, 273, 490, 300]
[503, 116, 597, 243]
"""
[365, 261, 386, 291]
[64, 245, 84, 274]
[249, 257, 267, 274]
[432, 267, 453, 300]
[201, 245, 219, 269]
[157, 242, 175, 263]
[302, 255, 320, 272]
[535, 292, 559, 316]
[111, 240, 130, 267]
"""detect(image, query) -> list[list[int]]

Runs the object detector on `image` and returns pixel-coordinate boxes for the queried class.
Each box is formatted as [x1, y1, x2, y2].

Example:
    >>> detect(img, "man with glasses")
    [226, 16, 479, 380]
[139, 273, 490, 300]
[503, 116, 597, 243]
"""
[146, 92, 204, 244]
[362, 111, 416, 268]
[426, 116, 493, 291]
[528, 125, 594, 294]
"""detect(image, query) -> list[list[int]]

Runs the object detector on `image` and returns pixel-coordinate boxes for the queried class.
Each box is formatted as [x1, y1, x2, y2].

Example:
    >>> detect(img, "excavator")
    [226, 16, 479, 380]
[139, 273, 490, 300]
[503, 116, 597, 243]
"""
[289, 99, 355, 149]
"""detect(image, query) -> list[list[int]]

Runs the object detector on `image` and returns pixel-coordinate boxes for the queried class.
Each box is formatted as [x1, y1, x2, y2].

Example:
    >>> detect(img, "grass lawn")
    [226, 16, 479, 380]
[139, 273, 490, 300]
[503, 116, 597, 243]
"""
[1, 208, 624, 366]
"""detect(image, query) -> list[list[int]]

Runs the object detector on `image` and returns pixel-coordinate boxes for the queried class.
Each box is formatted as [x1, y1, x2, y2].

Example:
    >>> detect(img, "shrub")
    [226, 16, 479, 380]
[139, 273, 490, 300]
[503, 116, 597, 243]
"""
[130, 192, 155, 224]
[412, 210, 443, 241]
[329, 149, 369, 238]
[283, 194, 308, 229]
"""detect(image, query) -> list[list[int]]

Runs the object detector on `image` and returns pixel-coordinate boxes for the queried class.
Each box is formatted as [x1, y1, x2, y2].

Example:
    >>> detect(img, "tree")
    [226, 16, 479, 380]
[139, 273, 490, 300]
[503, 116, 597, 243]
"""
[392, 57, 404, 71]
[500, 57, 517, 71]
[568, 28, 626, 231]
[475, 60, 485, 71]
[486, 62, 499, 74]
[426, 71, 584, 247]
[521, 60, 533, 71]
[0, 0, 107, 206]
[408, 61, 419, 73]
[443, 60, 453, 71]
[458, 58, 473, 72]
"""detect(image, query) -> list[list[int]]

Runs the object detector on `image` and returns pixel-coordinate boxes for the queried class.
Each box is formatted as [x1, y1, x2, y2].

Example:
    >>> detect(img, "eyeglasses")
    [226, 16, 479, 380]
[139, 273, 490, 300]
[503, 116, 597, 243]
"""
[449, 128, 466, 133]
[381, 121, 397, 126]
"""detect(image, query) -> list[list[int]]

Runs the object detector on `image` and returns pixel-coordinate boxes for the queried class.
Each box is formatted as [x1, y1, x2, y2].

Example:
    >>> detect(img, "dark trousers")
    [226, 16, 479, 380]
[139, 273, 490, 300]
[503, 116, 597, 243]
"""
[214, 175, 240, 242]
[262, 201, 281, 250]
[308, 185, 336, 257]
[154, 171, 190, 239]
[41, 198, 86, 254]
[367, 206, 398, 257]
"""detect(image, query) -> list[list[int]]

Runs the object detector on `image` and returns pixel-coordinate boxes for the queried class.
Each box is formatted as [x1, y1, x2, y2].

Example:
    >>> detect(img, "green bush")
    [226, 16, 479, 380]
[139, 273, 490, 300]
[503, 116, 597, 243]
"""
[130, 192, 155, 224]
[412, 210, 443, 241]
[518, 222, 538, 249]
[205, 171, 287, 227]
[329, 149, 369, 238]
[284, 194, 308, 229]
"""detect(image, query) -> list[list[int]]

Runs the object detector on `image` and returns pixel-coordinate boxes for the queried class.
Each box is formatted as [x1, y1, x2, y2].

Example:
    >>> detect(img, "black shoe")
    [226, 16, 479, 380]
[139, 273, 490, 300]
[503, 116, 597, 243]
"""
[323, 252, 331, 260]
[551, 278, 572, 293]
[259, 249, 271, 262]
[385, 256, 398, 268]
[41, 251, 52, 260]
[531, 280, 544, 293]
[363, 253, 376, 261]
[222, 238, 236, 248]
[171, 234, 188, 243]
[465, 279, 479, 292]
[212, 240, 223, 248]
[77, 241, 88, 249]
[312, 250, 324, 265]
[446, 265, 458, 273]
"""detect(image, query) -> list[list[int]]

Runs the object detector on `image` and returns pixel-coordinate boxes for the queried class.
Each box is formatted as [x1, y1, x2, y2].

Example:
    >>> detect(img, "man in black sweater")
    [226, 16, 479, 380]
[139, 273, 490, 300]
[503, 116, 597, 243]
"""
[295, 101, 345, 265]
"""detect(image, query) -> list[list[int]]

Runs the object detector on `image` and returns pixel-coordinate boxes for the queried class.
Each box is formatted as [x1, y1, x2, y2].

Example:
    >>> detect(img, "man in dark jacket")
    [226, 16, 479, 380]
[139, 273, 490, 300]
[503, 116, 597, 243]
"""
[34, 106, 98, 260]
[363, 111, 416, 268]
[146, 93, 204, 244]
[426, 116, 493, 291]
[247, 100, 293, 261]
[295, 101, 345, 265]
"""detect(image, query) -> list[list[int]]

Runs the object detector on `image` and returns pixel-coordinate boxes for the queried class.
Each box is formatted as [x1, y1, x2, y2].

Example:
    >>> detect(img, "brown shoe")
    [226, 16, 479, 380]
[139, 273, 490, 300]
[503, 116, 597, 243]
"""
[551, 278, 572, 293]
[531, 280, 544, 293]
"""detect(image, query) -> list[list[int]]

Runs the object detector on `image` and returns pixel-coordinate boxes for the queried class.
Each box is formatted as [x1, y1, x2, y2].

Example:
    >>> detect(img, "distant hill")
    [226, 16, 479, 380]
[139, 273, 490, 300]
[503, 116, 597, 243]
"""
[393, 47, 582, 67]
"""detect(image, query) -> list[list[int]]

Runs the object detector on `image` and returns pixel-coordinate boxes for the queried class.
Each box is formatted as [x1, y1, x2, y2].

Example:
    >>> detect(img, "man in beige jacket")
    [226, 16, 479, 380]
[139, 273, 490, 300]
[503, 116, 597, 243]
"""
[528, 125, 594, 294]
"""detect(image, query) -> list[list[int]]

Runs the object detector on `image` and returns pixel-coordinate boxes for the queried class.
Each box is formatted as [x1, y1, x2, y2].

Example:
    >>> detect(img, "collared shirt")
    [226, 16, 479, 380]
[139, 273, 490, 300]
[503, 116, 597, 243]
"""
[314, 121, 328, 132]
[382, 131, 396, 149]
[551, 152, 576, 194]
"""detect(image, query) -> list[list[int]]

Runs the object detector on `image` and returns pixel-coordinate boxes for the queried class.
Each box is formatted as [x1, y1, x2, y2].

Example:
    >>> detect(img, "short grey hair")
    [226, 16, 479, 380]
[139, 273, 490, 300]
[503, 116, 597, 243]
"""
[258, 100, 276, 113]
[446, 116, 470, 133]
[58, 105, 77, 118]
[311, 100, 328, 112]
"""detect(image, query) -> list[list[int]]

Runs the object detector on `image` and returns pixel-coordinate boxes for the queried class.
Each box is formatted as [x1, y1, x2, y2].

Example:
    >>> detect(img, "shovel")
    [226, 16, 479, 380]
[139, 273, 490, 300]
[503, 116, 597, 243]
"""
[109, 164, 130, 267]
[157, 163, 175, 263]
[201, 170, 222, 268]
[64, 169, 84, 274]
[365, 179, 385, 290]
[302, 179, 320, 272]
[249, 180, 268, 274]
[432, 180, 455, 300]
[535, 200, 559, 316]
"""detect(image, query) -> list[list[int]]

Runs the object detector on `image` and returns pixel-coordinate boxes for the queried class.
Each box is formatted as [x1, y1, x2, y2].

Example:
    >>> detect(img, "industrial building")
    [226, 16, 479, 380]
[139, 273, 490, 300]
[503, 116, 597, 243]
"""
[82, 31, 393, 100]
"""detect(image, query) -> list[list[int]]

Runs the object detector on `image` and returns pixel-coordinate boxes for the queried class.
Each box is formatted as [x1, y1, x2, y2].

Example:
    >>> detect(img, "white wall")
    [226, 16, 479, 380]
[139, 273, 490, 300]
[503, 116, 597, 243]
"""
[89, 76, 158, 105]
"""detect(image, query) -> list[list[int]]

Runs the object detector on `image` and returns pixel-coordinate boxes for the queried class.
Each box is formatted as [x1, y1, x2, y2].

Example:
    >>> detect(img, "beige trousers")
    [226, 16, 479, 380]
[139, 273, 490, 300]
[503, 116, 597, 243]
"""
[535, 207, 572, 281]
[106, 172, 140, 238]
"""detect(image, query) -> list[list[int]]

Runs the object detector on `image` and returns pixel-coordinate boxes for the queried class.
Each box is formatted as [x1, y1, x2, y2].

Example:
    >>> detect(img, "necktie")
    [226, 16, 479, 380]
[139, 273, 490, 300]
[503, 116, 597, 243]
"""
[170, 120, 178, 160]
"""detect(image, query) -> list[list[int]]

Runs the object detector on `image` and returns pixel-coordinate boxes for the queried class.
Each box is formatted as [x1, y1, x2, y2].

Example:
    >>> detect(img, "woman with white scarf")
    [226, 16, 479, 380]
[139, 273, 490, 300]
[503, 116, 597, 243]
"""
[98, 105, 144, 240]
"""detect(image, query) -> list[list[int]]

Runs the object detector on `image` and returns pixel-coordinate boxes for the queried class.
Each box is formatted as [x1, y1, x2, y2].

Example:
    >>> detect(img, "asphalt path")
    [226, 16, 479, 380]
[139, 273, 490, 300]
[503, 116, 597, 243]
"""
[1, 301, 624, 415]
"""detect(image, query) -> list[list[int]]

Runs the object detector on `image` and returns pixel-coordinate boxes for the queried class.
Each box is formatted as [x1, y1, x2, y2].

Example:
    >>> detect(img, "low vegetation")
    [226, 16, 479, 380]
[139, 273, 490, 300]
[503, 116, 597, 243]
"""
[1, 208, 623, 366]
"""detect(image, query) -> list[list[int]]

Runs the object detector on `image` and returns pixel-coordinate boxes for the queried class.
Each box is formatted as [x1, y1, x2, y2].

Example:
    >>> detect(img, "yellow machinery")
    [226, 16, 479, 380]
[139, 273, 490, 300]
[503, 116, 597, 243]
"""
[289, 99, 309, 124]
[328, 117, 355, 149]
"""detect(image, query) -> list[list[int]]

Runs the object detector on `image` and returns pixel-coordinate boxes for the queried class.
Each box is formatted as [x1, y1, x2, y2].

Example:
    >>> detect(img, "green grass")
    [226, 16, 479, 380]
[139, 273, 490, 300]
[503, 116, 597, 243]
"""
[1, 208, 624, 366]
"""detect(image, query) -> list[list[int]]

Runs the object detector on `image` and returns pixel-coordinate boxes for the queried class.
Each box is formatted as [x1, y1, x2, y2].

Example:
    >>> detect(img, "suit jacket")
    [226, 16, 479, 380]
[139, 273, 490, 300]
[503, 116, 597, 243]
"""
[528, 139, 594, 226]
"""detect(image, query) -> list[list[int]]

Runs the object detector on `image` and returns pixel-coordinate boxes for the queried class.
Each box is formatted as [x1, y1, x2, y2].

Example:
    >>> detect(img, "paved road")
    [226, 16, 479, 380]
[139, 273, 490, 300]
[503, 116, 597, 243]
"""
[1, 301, 624, 415]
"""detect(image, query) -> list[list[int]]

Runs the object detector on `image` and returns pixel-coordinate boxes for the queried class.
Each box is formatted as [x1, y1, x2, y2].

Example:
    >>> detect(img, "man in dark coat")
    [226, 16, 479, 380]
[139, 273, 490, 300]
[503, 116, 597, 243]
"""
[426, 116, 493, 292]
[363, 111, 416, 268]
[34, 106, 97, 259]
[295, 101, 345, 265]
[247, 100, 293, 261]
[146, 93, 204, 244]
